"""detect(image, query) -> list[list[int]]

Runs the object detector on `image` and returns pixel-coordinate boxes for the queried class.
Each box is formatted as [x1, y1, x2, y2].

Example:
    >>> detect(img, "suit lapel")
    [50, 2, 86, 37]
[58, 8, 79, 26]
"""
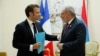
[35, 22, 39, 32]
[35, 22, 43, 32]
[62, 27, 70, 40]
[61, 17, 77, 40]
[24, 20, 36, 41]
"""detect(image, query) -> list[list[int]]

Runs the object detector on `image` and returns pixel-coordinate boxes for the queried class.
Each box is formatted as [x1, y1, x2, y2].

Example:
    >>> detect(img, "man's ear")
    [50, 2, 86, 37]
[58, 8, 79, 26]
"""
[29, 12, 33, 16]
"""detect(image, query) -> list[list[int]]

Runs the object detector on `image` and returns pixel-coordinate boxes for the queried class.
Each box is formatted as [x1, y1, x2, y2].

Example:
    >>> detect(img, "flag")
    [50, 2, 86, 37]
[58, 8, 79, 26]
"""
[44, 41, 54, 56]
[81, 0, 89, 42]
[40, 0, 54, 56]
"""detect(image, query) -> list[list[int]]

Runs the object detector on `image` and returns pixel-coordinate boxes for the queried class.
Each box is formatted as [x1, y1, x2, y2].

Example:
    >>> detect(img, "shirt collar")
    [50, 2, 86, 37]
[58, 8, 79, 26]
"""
[27, 18, 33, 25]
[68, 17, 74, 24]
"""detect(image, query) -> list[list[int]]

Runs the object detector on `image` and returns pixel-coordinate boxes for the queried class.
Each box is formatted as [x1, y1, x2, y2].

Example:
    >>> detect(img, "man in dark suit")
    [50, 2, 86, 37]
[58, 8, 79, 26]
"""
[12, 4, 58, 56]
[57, 6, 86, 56]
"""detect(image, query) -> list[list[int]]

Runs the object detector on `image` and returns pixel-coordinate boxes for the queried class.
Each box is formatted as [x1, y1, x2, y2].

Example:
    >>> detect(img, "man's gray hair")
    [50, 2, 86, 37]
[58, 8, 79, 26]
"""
[65, 6, 76, 16]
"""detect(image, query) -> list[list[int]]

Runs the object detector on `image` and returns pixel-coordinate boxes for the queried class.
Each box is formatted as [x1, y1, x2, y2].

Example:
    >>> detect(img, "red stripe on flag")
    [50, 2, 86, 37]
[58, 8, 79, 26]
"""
[44, 41, 54, 56]
[81, 0, 88, 26]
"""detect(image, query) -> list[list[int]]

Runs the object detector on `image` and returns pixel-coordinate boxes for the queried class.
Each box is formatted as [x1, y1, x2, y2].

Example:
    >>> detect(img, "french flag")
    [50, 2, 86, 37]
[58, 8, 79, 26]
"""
[40, 0, 54, 56]
[81, 0, 89, 42]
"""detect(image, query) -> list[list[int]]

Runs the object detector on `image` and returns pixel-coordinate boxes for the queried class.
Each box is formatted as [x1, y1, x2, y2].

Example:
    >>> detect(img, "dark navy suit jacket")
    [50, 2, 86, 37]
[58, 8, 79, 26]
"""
[60, 17, 86, 56]
[12, 20, 57, 56]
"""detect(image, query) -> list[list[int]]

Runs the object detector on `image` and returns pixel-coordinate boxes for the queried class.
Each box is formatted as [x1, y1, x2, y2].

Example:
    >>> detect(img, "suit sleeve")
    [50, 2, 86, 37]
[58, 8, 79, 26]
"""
[37, 22, 58, 41]
[45, 33, 58, 41]
[12, 24, 30, 51]
[63, 23, 86, 49]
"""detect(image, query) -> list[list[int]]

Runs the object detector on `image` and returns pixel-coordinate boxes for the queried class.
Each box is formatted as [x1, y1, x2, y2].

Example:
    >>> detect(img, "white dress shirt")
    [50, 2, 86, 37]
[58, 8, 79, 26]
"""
[27, 18, 36, 52]
[68, 17, 74, 25]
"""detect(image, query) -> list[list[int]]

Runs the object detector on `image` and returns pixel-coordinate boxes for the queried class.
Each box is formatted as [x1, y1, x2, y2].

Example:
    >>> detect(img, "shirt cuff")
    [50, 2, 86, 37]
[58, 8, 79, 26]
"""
[57, 35, 61, 41]
[30, 45, 33, 52]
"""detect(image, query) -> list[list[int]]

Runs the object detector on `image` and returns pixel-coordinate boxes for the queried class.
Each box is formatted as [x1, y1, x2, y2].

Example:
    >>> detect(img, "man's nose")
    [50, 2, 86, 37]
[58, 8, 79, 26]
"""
[39, 13, 41, 16]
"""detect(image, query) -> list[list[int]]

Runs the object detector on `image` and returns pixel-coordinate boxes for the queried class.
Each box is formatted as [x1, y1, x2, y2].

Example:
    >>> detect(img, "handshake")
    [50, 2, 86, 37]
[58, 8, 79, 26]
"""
[32, 36, 63, 50]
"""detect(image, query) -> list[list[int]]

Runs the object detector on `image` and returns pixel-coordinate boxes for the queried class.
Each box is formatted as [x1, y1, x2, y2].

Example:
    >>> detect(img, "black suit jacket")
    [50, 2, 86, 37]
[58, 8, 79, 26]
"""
[60, 17, 86, 56]
[12, 20, 57, 56]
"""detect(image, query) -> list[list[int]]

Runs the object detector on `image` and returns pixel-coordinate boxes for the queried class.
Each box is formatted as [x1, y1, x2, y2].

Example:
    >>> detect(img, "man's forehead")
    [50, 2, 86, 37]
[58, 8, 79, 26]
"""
[62, 9, 66, 13]
[33, 7, 40, 11]
[34, 7, 39, 10]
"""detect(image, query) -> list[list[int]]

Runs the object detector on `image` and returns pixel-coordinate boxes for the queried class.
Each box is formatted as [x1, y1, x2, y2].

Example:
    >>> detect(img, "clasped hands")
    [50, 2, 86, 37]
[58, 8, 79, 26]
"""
[57, 36, 63, 50]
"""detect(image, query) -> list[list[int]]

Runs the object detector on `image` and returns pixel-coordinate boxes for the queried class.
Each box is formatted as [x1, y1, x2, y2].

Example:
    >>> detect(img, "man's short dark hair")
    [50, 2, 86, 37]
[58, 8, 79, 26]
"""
[25, 4, 39, 17]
